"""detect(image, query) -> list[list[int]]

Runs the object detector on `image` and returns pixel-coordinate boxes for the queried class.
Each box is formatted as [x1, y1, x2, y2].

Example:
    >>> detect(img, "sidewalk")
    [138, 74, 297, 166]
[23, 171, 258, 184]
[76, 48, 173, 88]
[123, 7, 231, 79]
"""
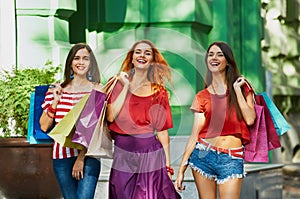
[94, 162, 285, 199]
[94, 136, 300, 199]
[283, 163, 300, 199]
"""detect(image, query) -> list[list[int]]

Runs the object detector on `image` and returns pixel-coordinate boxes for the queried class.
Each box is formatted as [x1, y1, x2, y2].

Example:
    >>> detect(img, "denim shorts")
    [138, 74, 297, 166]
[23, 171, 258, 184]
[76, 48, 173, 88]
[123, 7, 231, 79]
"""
[188, 141, 245, 184]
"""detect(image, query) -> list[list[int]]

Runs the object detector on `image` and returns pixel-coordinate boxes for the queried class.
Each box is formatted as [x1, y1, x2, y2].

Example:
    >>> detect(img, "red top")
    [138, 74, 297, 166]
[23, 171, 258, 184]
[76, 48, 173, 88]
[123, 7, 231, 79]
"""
[108, 81, 173, 135]
[190, 85, 252, 145]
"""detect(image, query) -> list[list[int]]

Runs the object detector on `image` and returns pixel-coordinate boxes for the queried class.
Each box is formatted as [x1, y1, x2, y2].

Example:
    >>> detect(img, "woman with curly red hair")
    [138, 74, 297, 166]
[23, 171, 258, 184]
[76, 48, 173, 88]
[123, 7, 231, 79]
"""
[106, 40, 181, 199]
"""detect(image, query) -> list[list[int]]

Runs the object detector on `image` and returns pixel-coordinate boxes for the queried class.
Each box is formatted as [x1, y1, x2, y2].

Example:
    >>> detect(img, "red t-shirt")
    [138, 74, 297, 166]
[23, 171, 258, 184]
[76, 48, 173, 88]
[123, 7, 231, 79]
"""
[190, 85, 252, 145]
[108, 81, 173, 135]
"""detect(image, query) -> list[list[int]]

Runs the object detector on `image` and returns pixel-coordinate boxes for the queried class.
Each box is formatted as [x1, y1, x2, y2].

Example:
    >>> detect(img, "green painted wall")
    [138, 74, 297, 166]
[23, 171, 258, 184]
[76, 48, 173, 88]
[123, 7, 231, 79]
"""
[15, 0, 264, 136]
[72, 0, 263, 135]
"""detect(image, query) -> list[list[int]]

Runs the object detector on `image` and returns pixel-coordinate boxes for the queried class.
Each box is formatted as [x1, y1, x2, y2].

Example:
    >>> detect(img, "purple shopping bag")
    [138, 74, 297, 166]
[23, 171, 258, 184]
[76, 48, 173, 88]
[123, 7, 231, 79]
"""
[244, 93, 281, 162]
[244, 103, 269, 162]
[72, 89, 107, 148]
[256, 93, 281, 151]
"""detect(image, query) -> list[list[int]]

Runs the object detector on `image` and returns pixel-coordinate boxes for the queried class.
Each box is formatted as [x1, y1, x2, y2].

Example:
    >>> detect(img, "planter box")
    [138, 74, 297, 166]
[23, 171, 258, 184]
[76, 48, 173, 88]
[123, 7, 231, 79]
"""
[0, 138, 61, 198]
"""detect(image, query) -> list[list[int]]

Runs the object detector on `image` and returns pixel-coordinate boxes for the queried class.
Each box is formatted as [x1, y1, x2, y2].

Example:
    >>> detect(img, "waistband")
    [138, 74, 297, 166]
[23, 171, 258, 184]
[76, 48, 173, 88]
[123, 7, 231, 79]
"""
[113, 132, 159, 152]
[198, 139, 244, 159]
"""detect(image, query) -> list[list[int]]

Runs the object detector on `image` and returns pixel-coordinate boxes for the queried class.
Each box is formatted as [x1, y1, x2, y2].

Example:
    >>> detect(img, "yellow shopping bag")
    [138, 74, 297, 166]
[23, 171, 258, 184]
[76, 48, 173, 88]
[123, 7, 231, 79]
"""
[48, 94, 90, 150]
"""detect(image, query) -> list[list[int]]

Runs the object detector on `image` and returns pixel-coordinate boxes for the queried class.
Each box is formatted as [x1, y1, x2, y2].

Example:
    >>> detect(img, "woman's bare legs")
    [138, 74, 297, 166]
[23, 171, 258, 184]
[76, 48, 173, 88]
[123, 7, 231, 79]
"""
[192, 169, 217, 199]
[192, 169, 243, 199]
[218, 178, 243, 199]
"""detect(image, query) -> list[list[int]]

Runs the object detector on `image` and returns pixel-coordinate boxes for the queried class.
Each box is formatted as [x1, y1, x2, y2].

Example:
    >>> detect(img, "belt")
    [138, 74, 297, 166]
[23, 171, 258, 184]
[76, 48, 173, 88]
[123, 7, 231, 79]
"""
[198, 139, 244, 158]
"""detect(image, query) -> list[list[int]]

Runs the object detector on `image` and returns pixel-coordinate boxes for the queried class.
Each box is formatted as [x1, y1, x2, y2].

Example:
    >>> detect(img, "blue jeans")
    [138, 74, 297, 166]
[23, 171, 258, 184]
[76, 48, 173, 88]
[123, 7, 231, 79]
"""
[53, 157, 101, 199]
[188, 142, 245, 184]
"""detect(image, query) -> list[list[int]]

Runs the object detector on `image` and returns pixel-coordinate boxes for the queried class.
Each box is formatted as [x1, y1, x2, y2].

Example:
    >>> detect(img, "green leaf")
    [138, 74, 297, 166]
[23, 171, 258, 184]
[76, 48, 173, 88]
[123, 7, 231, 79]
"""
[0, 64, 60, 137]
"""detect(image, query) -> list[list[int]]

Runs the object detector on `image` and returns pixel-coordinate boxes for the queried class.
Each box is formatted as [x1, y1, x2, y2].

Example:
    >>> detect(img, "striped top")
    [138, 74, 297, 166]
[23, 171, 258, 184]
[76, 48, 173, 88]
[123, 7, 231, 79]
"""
[42, 91, 90, 159]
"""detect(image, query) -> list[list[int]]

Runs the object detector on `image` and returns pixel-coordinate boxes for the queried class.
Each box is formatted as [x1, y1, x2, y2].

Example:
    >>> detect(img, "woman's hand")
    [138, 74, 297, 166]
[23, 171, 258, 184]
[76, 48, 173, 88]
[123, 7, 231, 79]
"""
[72, 148, 87, 180]
[50, 83, 63, 103]
[72, 158, 84, 180]
[174, 171, 186, 192]
[233, 76, 246, 91]
[72, 148, 87, 181]
[118, 72, 130, 88]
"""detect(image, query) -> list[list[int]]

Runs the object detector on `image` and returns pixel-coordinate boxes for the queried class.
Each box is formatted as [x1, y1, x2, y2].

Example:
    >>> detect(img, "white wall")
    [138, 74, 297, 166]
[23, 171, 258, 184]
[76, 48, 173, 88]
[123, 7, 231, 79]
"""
[0, 0, 16, 71]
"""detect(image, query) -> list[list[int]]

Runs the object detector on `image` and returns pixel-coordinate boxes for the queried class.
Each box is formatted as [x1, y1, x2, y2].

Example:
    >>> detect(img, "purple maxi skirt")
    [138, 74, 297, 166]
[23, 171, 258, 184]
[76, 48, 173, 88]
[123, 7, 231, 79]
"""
[109, 133, 181, 199]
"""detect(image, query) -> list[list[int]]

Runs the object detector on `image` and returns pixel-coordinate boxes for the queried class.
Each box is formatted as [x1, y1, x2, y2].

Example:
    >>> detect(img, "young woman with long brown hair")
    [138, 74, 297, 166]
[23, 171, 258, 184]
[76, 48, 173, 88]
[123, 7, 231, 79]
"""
[40, 43, 101, 199]
[175, 41, 256, 199]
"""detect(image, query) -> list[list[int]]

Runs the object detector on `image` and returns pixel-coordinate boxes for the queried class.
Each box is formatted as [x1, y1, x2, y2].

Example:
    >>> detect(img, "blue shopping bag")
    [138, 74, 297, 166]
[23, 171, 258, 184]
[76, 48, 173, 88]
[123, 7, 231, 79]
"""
[27, 85, 53, 144]
[259, 92, 291, 136]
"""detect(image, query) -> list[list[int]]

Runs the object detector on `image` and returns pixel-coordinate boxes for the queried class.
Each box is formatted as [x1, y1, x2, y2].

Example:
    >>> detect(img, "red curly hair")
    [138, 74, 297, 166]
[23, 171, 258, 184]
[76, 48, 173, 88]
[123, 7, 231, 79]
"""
[121, 40, 172, 87]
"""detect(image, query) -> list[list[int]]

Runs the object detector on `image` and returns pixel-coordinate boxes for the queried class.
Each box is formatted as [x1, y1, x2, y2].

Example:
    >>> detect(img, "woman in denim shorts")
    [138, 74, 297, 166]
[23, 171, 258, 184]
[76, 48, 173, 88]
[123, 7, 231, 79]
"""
[174, 41, 256, 199]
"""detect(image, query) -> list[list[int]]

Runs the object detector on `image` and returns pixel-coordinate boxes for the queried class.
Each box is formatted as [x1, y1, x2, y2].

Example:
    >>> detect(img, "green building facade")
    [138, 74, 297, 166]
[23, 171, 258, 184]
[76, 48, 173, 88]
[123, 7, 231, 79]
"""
[3, 0, 264, 136]
[1, 1, 300, 197]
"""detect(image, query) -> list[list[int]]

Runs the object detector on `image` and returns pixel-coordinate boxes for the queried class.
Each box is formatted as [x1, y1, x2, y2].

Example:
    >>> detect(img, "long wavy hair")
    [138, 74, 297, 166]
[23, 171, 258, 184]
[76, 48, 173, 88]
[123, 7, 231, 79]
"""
[204, 41, 244, 120]
[121, 40, 172, 88]
[61, 43, 100, 88]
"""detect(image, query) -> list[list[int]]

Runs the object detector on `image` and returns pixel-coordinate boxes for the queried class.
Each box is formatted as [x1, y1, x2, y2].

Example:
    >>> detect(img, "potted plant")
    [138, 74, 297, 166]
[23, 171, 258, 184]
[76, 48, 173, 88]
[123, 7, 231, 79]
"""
[0, 62, 62, 198]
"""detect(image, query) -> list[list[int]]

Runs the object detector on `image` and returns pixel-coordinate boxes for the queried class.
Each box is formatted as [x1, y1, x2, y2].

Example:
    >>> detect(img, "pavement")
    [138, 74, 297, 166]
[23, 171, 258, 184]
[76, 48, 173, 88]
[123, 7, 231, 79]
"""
[283, 163, 300, 199]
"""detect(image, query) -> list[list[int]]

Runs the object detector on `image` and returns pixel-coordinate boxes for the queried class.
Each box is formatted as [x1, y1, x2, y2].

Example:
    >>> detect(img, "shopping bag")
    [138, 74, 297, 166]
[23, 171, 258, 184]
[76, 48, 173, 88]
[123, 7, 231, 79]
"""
[27, 92, 36, 143]
[48, 94, 90, 150]
[85, 76, 118, 158]
[34, 85, 54, 141]
[27, 85, 53, 144]
[85, 100, 113, 158]
[244, 81, 281, 162]
[255, 94, 281, 151]
[244, 103, 269, 162]
[72, 90, 107, 148]
[260, 92, 291, 136]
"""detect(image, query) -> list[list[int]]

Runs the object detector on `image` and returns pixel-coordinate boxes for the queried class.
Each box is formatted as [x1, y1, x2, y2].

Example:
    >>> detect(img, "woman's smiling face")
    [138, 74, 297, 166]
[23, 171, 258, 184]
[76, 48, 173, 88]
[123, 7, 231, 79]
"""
[71, 48, 90, 77]
[132, 42, 153, 71]
[206, 45, 227, 73]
